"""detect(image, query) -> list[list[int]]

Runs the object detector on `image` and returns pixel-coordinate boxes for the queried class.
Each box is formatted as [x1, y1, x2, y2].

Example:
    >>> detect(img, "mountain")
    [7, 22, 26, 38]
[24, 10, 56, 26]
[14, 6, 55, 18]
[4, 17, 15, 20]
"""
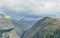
[21, 17, 60, 38]
[12, 18, 36, 37]
[0, 13, 20, 38]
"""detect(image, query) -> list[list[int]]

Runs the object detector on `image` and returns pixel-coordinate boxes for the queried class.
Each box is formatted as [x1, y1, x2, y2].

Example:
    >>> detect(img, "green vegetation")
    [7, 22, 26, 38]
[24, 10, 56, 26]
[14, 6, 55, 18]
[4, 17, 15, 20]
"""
[46, 29, 60, 38]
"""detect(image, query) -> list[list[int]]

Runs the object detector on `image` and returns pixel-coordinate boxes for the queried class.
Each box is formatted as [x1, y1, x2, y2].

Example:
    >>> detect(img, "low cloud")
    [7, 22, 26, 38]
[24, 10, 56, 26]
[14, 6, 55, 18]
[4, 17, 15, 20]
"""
[0, 0, 60, 16]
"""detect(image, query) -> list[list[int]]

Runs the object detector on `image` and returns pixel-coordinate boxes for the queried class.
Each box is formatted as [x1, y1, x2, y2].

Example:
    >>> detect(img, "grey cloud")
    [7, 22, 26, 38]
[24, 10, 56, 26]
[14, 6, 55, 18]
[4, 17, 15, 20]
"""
[0, 0, 60, 18]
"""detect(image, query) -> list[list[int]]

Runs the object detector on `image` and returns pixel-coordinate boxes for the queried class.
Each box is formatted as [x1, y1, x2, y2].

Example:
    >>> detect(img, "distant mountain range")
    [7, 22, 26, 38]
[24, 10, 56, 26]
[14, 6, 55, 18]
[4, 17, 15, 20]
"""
[21, 17, 60, 38]
[0, 13, 39, 38]
[1, 13, 60, 38]
[12, 18, 37, 37]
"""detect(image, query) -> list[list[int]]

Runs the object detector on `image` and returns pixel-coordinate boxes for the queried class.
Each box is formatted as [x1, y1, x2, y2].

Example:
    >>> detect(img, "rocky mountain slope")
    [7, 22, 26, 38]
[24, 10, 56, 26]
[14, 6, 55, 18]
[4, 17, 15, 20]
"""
[12, 18, 36, 37]
[21, 17, 60, 38]
[0, 13, 20, 38]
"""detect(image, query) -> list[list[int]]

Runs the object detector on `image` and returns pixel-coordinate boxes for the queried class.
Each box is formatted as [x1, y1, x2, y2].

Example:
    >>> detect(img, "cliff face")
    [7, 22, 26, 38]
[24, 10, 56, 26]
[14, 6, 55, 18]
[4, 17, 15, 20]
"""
[0, 13, 20, 38]
[21, 17, 60, 38]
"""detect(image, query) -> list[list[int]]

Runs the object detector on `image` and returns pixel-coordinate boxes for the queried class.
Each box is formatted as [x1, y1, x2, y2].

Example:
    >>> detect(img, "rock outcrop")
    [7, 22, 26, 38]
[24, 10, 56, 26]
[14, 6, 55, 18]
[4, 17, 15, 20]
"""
[0, 13, 20, 38]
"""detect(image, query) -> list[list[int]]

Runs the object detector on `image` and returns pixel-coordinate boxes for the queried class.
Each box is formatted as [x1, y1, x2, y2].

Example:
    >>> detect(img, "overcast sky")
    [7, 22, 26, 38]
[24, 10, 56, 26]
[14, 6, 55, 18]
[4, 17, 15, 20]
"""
[0, 0, 60, 18]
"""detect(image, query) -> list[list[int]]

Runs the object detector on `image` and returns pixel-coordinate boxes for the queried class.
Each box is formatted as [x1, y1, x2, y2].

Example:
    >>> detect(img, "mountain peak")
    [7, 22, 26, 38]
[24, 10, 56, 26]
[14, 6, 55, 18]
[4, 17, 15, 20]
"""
[0, 13, 11, 18]
[44, 17, 51, 19]
[21, 17, 60, 38]
[0, 13, 5, 18]
[42, 17, 52, 20]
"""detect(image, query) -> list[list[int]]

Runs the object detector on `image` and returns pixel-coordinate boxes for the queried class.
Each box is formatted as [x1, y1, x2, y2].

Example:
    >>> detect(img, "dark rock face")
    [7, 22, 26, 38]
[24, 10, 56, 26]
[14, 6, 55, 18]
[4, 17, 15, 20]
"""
[21, 17, 60, 38]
